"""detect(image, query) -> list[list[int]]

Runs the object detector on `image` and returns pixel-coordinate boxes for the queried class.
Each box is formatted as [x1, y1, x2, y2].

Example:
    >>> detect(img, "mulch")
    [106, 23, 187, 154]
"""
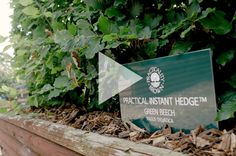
[26, 103, 236, 156]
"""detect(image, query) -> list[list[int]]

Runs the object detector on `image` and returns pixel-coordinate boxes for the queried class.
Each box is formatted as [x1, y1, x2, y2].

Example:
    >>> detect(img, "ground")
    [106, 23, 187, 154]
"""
[0, 100, 235, 155]
[17, 103, 236, 156]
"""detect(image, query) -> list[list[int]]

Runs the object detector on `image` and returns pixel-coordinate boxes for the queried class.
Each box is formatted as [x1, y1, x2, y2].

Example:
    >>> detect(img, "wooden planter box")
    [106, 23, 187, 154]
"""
[0, 114, 185, 156]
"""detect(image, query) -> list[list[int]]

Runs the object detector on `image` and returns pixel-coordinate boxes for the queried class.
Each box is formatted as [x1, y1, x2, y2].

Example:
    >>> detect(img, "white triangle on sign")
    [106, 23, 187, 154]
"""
[98, 52, 143, 104]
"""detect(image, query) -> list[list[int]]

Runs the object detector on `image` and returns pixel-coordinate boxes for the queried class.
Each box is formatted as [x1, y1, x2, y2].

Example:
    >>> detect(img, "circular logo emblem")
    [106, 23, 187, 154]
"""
[146, 67, 165, 94]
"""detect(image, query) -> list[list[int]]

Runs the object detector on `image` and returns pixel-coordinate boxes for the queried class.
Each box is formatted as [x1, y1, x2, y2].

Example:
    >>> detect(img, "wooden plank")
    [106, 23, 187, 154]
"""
[0, 119, 81, 156]
[0, 129, 37, 156]
[0, 137, 20, 156]
[1, 142, 18, 156]
[0, 114, 185, 156]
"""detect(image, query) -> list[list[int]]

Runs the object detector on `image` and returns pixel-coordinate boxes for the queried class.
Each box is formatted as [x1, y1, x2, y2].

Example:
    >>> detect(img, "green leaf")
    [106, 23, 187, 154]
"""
[84, 0, 108, 10]
[22, 6, 40, 17]
[27, 95, 38, 107]
[44, 11, 53, 18]
[19, 0, 33, 6]
[216, 49, 235, 66]
[83, 37, 104, 59]
[145, 39, 159, 58]
[33, 25, 47, 40]
[53, 76, 70, 89]
[196, 8, 215, 21]
[119, 26, 138, 39]
[114, 0, 127, 6]
[216, 91, 236, 121]
[105, 41, 123, 49]
[68, 23, 77, 36]
[48, 89, 61, 100]
[45, 54, 54, 69]
[160, 22, 184, 39]
[51, 66, 63, 74]
[186, 0, 201, 18]
[38, 84, 53, 94]
[231, 26, 236, 39]
[76, 19, 95, 36]
[0, 108, 8, 114]
[97, 16, 119, 34]
[169, 41, 193, 55]
[51, 21, 65, 31]
[199, 10, 232, 35]
[77, 19, 91, 29]
[225, 73, 236, 89]
[233, 15, 236, 21]
[0, 35, 6, 43]
[102, 33, 118, 42]
[1, 85, 10, 92]
[125, 34, 138, 39]
[138, 26, 152, 39]
[53, 30, 73, 46]
[130, 2, 143, 17]
[86, 63, 97, 80]
[3, 45, 12, 52]
[105, 7, 122, 18]
[180, 25, 195, 38]
[143, 15, 162, 29]
[17, 49, 27, 56]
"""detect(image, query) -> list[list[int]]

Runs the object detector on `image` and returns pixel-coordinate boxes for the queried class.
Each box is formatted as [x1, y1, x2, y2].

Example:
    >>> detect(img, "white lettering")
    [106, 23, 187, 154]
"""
[159, 109, 175, 116]
[175, 97, 199, 106]
[156, 117, 174, 123]
[149, 97, 173, 105]
[144, 108, 159, 115]
[146, 116, 156, 121]
[122, 96, 207, 106]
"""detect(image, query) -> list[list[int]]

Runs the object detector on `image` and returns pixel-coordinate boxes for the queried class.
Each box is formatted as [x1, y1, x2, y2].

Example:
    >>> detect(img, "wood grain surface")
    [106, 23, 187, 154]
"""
[0, 114, 185, 156]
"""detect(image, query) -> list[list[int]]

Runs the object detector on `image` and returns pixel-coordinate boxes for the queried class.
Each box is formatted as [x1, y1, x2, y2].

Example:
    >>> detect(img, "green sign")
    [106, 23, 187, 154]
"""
[119, 49, 218, 132]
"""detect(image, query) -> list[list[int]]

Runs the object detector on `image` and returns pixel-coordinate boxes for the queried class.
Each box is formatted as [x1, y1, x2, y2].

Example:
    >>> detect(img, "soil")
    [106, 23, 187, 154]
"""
[24, 103, 236, 156]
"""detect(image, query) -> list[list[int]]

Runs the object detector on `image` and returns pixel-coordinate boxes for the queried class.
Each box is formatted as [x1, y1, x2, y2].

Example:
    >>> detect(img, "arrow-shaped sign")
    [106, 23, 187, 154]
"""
[98, 53, 143, 104]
